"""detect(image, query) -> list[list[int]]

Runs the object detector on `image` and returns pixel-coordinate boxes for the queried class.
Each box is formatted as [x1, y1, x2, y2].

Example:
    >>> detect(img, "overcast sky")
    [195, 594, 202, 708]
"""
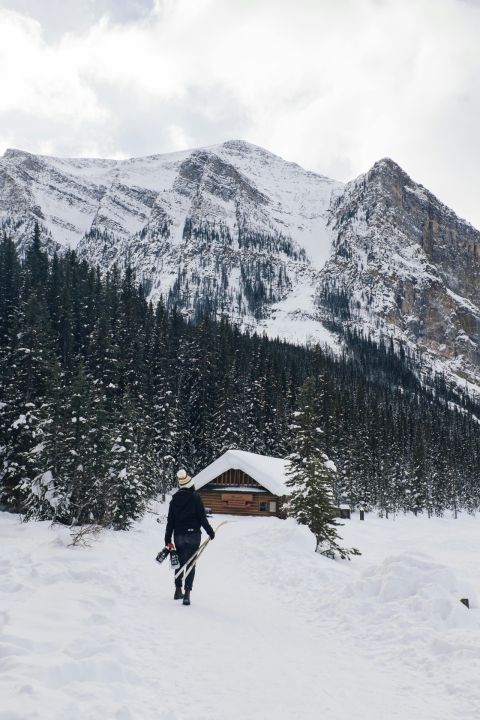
[1, 0, 479, 227]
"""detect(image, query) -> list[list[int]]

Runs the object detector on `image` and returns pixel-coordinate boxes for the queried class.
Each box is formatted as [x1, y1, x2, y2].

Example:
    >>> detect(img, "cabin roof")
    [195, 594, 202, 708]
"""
[193, 450, 291, 496]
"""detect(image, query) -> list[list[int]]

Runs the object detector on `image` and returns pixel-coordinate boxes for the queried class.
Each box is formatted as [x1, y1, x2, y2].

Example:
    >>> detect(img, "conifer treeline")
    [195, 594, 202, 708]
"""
[0, 229, 479, 527]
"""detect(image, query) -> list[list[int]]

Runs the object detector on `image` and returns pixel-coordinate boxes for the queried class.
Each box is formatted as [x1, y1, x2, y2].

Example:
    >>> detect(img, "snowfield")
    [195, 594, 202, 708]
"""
[1, 509, 479, 720]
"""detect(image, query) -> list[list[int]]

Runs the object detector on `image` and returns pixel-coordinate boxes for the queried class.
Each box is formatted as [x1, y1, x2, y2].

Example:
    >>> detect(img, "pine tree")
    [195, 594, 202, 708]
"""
[211, 356, 246, 455]
[146, 299, 178, 496]
[285, 377, 360, 560]
[0, 234, 23, 508]
[103, 393, 155, 530]
[2, 244, 62, 518]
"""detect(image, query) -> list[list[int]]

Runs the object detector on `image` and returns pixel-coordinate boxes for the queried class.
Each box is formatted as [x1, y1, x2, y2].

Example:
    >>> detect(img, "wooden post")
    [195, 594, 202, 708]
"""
[460, 598, 470, 609]
[360, 509, 365, 521]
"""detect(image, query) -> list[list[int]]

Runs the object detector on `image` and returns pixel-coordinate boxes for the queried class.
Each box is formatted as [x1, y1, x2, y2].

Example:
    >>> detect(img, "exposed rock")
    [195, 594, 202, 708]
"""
[321, 158, 480, 386]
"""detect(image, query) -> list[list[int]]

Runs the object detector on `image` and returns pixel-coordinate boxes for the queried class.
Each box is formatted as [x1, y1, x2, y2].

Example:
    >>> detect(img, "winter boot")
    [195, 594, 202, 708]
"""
[183, 588, 191, 606]
[174, 587, 184, 600]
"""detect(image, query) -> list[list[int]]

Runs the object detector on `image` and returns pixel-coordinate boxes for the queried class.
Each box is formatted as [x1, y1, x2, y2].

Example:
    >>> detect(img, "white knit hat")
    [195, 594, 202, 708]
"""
[177, 469, 194, 488]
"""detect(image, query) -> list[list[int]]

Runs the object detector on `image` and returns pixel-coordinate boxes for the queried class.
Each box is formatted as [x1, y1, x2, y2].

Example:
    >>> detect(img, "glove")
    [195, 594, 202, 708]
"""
[208, 530, 215, 540]
[166, 542, 174, 550]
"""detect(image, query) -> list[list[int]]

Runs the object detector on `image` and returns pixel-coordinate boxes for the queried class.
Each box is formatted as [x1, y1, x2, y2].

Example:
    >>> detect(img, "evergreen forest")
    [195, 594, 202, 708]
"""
[0, 228, 479, 528]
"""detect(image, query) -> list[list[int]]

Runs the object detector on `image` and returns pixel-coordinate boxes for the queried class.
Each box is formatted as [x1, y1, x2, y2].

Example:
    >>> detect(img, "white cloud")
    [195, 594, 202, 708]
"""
[0, 11, 104, 121]
[0, 0, 479, 227]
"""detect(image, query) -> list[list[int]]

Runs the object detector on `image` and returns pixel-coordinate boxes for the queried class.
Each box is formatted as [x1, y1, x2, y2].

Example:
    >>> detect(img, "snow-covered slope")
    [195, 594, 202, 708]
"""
[1, 509, 479, 720]
[0, 140, 341, 343]
[1, 142, 479, 388]
[0, 141, 340, 260]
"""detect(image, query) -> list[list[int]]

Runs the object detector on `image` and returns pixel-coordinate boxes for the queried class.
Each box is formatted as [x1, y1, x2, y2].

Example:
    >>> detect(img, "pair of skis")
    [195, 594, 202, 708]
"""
[174, 520, 230, 586]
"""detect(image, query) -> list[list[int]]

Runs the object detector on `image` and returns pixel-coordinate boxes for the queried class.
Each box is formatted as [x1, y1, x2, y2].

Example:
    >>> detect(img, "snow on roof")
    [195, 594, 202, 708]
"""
[192, 450, 291, 496]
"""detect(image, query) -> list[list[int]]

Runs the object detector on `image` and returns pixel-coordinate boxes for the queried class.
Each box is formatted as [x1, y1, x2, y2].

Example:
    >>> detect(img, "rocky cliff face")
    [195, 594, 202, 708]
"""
[0, 142, 479, 392]
[321, 158, 480, 387]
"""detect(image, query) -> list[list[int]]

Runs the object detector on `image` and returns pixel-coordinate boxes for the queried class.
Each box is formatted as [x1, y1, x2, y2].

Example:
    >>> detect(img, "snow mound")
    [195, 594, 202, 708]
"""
[340, 552, 477, 635]
[321, 550, 480, 713]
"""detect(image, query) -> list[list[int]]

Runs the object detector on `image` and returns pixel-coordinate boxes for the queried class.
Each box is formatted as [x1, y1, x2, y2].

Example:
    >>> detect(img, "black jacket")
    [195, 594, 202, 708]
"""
[165, 488, 214, 544]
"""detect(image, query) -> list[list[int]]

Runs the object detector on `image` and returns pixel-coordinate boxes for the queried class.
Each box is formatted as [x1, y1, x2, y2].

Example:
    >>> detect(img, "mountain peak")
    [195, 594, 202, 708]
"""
[212, 138, 285, 162]
[3, 148, 34, 160]
[221, 138, 256, 151]
[368, 157, 411, 183]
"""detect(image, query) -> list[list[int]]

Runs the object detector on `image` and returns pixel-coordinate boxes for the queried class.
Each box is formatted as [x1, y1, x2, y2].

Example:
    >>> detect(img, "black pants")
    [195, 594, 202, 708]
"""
[174, 531, 201, 590]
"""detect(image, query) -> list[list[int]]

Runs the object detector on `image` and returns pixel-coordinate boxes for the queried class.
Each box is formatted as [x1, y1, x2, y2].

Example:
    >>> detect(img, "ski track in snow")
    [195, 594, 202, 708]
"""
[1, 511, 480, 720]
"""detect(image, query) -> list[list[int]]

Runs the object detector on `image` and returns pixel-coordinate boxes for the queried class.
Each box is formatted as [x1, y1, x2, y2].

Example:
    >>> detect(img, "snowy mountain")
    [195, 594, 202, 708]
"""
[1, 141, 479, 391]
[320, 158, 480, 392]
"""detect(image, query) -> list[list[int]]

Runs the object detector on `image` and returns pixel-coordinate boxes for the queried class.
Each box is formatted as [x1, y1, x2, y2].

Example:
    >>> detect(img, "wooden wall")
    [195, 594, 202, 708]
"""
[198, 469, 284, 518]
[205, 468, 262, 488]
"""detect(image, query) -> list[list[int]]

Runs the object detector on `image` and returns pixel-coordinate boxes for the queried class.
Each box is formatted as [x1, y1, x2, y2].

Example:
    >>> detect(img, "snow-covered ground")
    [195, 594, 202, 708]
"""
[1, 509, 479, 720]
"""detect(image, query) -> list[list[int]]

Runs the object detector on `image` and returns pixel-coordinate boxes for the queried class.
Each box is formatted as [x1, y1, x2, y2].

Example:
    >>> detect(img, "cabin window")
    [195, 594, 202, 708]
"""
[269, 501, 276, 513]
[259, 501, 268, 512]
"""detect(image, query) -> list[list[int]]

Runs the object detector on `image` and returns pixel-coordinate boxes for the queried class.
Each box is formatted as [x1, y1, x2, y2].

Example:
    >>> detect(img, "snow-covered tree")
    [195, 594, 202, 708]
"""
[285, 376, 360, 560]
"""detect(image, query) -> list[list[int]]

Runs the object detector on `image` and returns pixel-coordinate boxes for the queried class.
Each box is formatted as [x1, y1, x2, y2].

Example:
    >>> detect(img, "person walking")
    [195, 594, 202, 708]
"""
[165, 469, 215, 605]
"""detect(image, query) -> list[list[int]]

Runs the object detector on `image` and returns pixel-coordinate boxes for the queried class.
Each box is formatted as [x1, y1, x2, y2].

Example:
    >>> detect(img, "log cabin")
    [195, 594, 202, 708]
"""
[193, 450, 289, 518]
